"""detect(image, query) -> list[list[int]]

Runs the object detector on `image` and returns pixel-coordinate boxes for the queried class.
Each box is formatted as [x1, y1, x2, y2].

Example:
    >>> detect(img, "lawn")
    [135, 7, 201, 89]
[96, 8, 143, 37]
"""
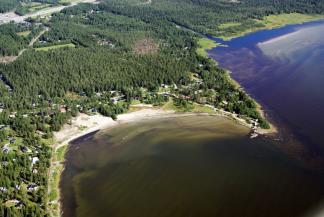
[35, 43, 76, 51]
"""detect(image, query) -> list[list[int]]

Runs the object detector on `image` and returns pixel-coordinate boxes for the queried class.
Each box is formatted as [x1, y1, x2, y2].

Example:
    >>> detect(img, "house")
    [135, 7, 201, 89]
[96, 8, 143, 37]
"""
[0, 187, 7, 192]
[36, 130, 45, 136]
[9, 112, 16, 118]
[27, 184, 39, 191]
[31, 157, 39, 166]
[60, 105, 66, 113]
[112, 98, 118, 105]
[221, 100, 228, 105]
[9, 138, 16, 144]
[20, 145, 31, 153]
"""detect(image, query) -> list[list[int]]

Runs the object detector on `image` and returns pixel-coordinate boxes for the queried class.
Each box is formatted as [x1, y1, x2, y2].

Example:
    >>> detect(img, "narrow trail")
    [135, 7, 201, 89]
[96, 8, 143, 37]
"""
[29, 27, 49, 47]
[0, 27, 48, 64]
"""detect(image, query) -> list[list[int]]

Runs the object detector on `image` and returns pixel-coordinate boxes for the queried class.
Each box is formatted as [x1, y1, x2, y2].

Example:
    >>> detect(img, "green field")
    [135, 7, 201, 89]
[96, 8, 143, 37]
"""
[260, 13, 324, 28]
[218, 13, 324, 40]
[17, 31, 31, 37]
[35, 43, 76, 51]
[196, 38, 219, 57]
[15, 2, 51, 15]
[218, 22, 241, 29]
[162, 98, 215, 114]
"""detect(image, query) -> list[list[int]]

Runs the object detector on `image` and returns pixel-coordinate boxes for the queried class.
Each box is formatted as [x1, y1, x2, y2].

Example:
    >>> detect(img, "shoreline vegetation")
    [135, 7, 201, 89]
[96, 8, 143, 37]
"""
[50, 99, 277, 216]
[195, 13, 324, 136]
[2, 0, 324, 214]
[215, 13, 324, 41]
[47, 12, 324, 217]
[47, 108, 244, 216]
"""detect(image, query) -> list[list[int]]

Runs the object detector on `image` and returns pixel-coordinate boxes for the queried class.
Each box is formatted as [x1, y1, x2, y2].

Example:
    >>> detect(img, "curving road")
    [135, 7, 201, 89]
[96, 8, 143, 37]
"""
[0, 0, 98, 25]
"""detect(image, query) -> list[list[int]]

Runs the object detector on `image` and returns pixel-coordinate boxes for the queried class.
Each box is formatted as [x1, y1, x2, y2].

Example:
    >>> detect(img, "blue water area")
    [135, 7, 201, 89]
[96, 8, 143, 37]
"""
[208, 20, 324, 164]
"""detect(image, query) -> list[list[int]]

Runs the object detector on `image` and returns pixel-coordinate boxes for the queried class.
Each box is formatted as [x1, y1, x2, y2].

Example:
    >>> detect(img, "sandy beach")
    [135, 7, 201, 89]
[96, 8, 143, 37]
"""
[54, 109, 178, 150]
[48, 106, 276, 216]
[50, 108, 179, 216]
[54, 106, 275, 150]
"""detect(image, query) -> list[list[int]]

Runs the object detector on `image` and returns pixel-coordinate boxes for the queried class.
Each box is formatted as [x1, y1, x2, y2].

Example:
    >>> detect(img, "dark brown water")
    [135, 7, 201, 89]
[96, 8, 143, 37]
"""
[61, 115, 324, 217]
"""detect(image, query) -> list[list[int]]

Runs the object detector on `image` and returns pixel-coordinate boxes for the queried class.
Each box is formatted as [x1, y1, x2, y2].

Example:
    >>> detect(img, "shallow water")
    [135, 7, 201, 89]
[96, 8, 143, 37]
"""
[61, 115, 324, 217]
[208, 21, 324, 162]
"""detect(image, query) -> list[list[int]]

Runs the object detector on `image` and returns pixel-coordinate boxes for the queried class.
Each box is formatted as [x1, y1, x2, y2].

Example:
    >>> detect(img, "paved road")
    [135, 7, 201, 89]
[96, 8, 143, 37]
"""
[0, 0, 98, 25]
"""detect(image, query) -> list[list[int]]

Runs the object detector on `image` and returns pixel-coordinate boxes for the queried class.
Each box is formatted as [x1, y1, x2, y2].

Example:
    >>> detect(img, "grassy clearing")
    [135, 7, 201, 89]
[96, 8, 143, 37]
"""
[131, 99, 141, 105]
[17, 2, 51, 15]
[259, 13, 324, 28]
[218, 22, 241, 29]
[191, 103, 215, 114]
[218, 13, 324, 40]
[56, 146, 67, 164]
[48, 145, 67, 216]
[35, 43, 76, 51]
[17, 31, 31, 37]
[196, 38, 219, 57]
[162, 98, 215, 114]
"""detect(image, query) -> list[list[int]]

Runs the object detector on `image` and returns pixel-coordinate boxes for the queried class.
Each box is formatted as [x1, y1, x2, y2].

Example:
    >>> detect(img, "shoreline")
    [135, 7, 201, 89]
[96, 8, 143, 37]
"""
[216, 13, 324, 41]
[48, 105, 269, 216]
[44, 12, 319, 217]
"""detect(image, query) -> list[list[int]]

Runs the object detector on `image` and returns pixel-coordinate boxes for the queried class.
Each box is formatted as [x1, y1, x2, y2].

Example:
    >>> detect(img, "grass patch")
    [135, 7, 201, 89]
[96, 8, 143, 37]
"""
[35, 43, 76, 51]
[162, 98, 215, 114]
[41, 137, 53, 146]
[191, 103, 215, 114]
[218, 13, 324, 40]
[17, 31, 31, 37]
[196, 38, 219, 57]
[78, 125, 88, 131]
[56, 145, 67, 162]
[218, 22, 241, 29]
[130, 99, 141, 105]
[48, 145, 67, 216]
[16, 2, 51, 15]
[259, 13, 324, 28]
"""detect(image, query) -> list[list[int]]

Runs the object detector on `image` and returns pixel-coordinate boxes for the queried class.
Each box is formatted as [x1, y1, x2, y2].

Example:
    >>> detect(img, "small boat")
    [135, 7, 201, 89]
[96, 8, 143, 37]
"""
[250, 133, 258, 139]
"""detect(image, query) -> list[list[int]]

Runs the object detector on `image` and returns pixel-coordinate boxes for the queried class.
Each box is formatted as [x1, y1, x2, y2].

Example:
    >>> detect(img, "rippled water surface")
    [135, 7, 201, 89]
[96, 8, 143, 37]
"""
[61, 115, 324, 217]
[209, 21, 324, 161]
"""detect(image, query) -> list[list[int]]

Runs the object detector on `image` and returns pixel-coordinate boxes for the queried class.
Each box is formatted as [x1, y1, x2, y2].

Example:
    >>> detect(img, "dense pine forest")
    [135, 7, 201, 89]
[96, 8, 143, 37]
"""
[1, 0, 324, 216]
